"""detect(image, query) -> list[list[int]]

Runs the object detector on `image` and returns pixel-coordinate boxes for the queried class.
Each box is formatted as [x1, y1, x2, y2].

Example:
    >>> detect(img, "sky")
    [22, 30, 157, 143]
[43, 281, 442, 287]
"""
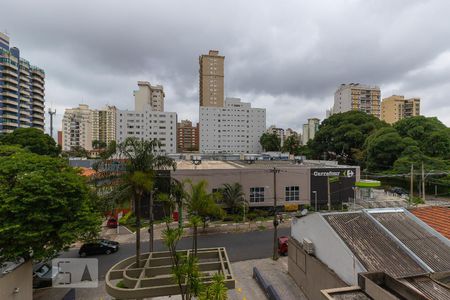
[2, 0, 450, 134]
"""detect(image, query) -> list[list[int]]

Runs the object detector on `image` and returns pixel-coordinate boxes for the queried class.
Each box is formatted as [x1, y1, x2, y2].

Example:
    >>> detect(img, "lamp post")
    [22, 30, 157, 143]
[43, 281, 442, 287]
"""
[312, 191, 317, 212]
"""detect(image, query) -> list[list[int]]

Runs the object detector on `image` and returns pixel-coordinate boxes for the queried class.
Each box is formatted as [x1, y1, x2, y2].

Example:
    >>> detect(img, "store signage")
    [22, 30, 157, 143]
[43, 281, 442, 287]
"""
[312, 169, 355, 178]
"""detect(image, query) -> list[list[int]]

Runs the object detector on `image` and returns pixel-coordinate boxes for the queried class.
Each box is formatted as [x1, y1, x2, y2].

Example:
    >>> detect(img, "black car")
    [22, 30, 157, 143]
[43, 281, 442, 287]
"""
[79, 240, 119, 257]
[33, 262, 58, 288]
[389, 187, 408, 196]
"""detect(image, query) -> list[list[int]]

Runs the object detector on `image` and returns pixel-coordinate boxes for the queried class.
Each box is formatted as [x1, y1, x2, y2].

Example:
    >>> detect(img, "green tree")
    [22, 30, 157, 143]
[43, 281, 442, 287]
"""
[185, 180, 224, 230]
[282, 135, 301, 155]
[220, 183, 247, 215]
[63, 145, 89, 158]
[92, 140, 107, 149]
[199, 274, 228, 300]
[364, 127, 417, 171]
[101, 138, 176, 267]
[309, 111, 387, 164]
[394, 116, 450, 159]
[171, 178, 188, 229]
[0, 146, 100, 264]
[259, 133, 281, 151]
[0, 128, 60, 156]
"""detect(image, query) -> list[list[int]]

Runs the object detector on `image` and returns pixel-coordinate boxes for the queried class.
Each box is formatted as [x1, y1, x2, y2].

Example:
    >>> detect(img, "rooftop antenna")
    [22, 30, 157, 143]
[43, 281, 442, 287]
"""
[48, 108, 56, 139]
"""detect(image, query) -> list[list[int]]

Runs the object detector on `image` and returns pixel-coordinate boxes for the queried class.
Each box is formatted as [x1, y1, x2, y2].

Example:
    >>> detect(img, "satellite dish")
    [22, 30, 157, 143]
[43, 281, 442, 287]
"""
[301, 209, 308, 216]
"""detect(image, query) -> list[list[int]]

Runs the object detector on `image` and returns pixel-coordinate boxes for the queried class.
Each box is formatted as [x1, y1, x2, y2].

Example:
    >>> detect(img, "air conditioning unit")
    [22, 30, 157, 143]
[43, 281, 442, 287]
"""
[303, 238, 314, 255]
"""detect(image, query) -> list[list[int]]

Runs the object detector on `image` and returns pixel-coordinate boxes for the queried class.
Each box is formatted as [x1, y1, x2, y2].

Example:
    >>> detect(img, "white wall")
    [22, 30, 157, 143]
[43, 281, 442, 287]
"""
[291, 213, 366, 285]
[199, 98, 266, 154]
[116, 108, 177, 154]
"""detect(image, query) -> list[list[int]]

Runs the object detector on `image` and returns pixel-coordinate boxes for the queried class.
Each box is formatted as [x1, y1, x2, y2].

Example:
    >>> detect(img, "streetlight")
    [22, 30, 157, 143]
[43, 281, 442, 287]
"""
[312, 191, 318, 212]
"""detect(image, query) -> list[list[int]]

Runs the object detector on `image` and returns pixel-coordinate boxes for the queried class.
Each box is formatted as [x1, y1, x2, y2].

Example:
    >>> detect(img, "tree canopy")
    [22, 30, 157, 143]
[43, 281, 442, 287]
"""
[259, 133, 281, 152]
[0, 128, 60, 156]
[309, 111, 387, 164]
[0, 146, 100, 264]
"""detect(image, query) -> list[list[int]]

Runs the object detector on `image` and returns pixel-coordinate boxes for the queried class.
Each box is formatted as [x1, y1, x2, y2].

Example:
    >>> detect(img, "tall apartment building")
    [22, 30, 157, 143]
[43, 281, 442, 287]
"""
[62, 105, 117, 151]
[285, 128, 300, 142]
[333, 83, 381, 118]
[92, 105, 117, 145]
[200, 98, 266, 154]
[134, 81, 165, 112]
[381, 95, 420, 124]
[177, 120, 199, 152]
[302, 118, 320, 145]
[199, 50, 225, 107]
[117, 82, 177, 154]
[62, 104, 94, 151]
[0, 32, 45, 134]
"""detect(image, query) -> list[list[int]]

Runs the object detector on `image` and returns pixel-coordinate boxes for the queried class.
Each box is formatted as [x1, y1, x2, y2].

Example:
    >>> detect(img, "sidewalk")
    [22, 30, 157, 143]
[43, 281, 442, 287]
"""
[101, 218, 292, 244]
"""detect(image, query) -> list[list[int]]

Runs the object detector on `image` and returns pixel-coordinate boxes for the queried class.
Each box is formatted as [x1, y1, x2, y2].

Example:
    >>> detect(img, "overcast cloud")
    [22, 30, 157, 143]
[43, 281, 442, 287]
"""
[2, 0, 450, 134]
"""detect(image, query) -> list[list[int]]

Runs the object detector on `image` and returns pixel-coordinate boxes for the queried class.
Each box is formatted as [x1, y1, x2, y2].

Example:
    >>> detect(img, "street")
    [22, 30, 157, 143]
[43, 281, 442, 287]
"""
[59, 227, 290, 280]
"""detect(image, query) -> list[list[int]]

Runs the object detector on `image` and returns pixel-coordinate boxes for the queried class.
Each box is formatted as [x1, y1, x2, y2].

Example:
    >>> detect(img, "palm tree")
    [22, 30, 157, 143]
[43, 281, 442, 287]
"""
[100, 137, 176, 267]
[220, 183, 247, 215]
[171, 178, 188, 229]
[185, 180, 223, 231]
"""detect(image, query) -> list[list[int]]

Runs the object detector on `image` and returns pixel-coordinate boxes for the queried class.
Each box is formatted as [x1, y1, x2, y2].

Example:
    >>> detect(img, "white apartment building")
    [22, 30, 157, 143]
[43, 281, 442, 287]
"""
[267, 125, 285, 146]
[199, 97, 266, 154]
[134, 81, 165, 112]
[62, 104, 117, 151]
[116, 109, 177, 154]
[116, 82, 177, 154]
[62, 104, 94, 151]
[302, 118, 320, 145]
[333, 83, 381, 118]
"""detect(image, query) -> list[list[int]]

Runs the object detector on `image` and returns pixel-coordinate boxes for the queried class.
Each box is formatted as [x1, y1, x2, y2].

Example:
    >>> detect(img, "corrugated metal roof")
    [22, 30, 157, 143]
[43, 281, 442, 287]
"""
[372, 212, 450, 272]
[401, 275, 450, 300]
[323, 212, 426, 278]
[410, 206, 450, 239]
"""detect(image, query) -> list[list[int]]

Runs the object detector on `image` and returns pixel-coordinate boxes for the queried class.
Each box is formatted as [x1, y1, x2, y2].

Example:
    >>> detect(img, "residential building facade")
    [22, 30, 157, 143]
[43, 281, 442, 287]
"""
[62, 104, 94, 151]
[177, 119, 199, 152]
[199, 50, 225, 107]
[134, 81, 165, 112]
[0, 32, 45, 134]
[333, 83, 381, 118]
[199, 97, 266, 154]
[381, 95, 420, 124]
[116, 82, 177, 154]
[62, 104, 117, 151]
[302, 118, 320, 145]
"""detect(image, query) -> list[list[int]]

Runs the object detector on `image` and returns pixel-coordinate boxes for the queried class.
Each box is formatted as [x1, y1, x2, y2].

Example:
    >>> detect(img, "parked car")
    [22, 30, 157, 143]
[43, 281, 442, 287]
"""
[107, 218, 118, 228]
[389, 187, 408, 196]
[278, 236, 289, 256]
[79, 240, 119, 257]
[33, 262, 58, 289]
[99, 239, 120, 248]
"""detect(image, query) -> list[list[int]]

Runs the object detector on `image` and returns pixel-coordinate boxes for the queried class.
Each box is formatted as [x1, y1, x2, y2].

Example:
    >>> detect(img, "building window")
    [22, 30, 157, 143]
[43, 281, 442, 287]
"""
[285, 186, 299, 201]
[250, 187, 265, 203]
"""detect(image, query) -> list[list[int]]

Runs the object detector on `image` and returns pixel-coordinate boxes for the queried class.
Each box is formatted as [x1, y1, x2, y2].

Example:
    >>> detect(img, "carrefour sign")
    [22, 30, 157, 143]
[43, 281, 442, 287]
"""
[312, 169, 355, 178]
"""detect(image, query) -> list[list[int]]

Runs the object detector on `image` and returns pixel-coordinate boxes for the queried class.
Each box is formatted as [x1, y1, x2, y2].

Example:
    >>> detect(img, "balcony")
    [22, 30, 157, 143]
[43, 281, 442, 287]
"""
[20, 76, 30, 83]
[1, 121, 18, 128]
[32, 88, 45, 97]
[1, 69, 18, 78]
[1, 106, 18, 113]
[20, 110, 31, 117]
[32, 100, 45, 109]
[0, 59, 18, 70]
[32, 119, 45, 127]
[32, 76, 45, 85]
[33, 107, 45, 114]
[1, 114, 18, 121]
[32, 94, 44, 101]
[20, 102, 31, 110]
[19, 68, 30, 76]
[3, 76, 19, 85]
[20, 89, 30, 96]
[1, 91, 18, 100]
[2, 84, 18, 92]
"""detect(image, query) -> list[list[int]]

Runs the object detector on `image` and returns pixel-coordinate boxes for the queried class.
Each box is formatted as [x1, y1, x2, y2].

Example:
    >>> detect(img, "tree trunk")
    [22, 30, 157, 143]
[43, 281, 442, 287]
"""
[194, 225, 198, 256]
[177, 201, 183, 229]
[149, 191, 154, 253]
[135, 196, 141, 268]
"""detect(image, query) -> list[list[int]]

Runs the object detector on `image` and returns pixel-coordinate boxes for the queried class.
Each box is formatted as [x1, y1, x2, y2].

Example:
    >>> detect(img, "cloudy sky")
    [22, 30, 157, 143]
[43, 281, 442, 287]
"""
[2, 0, 450, 134]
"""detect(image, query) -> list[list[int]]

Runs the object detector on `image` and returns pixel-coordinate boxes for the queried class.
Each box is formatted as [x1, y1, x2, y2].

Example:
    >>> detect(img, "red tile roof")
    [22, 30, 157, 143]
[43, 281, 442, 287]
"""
[79, 167, 97, 177]
[410, 206, 450, 239]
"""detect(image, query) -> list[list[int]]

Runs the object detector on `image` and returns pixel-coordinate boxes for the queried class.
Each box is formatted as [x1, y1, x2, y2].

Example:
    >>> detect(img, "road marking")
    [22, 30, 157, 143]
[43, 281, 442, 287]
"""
[237, 288, 242, 293]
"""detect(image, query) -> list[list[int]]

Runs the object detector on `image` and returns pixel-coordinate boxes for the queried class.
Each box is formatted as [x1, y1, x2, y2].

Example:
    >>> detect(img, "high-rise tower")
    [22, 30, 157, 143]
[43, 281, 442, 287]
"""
[199, 50, 225, 107]
[0, 32, 45, 134]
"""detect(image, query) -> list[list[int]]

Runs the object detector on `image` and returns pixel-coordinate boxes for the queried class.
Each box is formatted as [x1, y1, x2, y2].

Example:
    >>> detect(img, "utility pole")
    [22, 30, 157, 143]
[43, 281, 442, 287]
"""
[48, 108, 56, 138]
[327, 177, 331, 211]
[270, 167, 281, 261]
[422, 162, 425, 202]
[410, 164, 414, 205]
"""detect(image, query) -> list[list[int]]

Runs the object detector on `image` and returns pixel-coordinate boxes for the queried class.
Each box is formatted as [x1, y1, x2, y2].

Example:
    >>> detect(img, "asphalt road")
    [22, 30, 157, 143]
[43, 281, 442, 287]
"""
[59, 227, 290, 280]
